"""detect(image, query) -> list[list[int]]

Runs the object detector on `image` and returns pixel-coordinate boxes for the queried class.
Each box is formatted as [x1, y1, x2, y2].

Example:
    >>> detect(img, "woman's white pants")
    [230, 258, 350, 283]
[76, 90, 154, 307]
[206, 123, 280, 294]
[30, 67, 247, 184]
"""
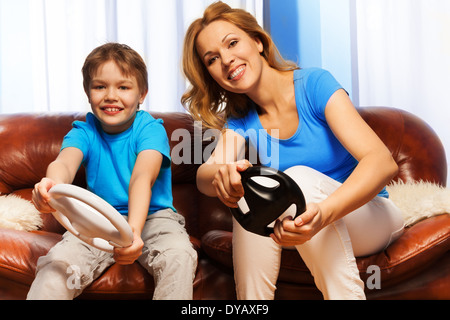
[232, 166, 405, 300]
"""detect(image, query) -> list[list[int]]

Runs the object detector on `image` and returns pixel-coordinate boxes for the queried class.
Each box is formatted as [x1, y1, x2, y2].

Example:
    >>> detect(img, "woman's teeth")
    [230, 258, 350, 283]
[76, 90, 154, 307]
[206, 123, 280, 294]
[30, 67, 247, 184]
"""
[229, 66, 245, 80]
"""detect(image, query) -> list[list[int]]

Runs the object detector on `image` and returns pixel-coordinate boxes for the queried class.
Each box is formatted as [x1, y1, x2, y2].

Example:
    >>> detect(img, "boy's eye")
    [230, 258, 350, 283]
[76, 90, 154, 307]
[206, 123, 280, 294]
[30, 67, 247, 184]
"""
[119, 86, 129, 90]
[93, 85, 105, 90]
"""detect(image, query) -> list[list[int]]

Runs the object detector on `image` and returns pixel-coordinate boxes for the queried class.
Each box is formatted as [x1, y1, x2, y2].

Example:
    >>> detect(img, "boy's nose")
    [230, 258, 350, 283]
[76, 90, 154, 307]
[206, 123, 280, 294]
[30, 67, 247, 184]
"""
[105, 88, 118, 101]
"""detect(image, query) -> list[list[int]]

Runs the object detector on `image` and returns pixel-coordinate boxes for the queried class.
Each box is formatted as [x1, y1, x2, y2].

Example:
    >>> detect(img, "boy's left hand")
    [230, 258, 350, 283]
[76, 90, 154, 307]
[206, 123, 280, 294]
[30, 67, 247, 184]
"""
[113, 229, 144, 265]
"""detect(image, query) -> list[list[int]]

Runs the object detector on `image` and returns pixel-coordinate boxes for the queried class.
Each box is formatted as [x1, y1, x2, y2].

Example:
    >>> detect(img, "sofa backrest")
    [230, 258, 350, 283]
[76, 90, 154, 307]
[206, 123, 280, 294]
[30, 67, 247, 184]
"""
[0, 112, 206, 236]
[0, 112, 206, 187]
[0, 113, 87, 195]
[0, 107, 447, 237]
[358, 107, 447, 186]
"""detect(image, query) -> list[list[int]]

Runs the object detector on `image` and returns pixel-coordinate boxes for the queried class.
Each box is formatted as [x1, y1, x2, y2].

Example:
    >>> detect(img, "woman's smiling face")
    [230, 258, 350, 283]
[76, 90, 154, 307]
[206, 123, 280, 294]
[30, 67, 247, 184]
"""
[196, 20, 265, 95]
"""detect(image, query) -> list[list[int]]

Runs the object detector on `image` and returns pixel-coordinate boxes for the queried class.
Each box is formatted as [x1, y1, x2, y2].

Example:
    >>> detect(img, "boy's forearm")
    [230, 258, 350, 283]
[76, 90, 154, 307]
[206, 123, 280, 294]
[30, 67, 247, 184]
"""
[127, 149, 163, 235]
[46, 160, 76, 184]
[45, 147, 83, 184]
[127, 176, 152, 236]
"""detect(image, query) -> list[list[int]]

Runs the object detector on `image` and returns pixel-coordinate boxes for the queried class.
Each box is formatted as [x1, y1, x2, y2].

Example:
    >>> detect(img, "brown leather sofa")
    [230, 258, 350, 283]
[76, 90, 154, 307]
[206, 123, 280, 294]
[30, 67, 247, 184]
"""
[0, 107, 448, 300]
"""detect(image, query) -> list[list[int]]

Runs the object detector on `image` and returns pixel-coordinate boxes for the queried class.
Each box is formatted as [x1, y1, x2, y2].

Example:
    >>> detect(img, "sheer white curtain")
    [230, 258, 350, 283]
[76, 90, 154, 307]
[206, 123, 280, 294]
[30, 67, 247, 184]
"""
[355, 0, 450, 185]
[0, 0, 263, 114]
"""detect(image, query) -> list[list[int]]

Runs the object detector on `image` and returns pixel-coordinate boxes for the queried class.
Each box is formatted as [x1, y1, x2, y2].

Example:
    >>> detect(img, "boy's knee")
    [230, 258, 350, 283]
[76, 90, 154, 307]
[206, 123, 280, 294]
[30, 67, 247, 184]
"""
[163, 244, 197, 266]
[36, 259, 70, 276]
[151, 244, 198, 277]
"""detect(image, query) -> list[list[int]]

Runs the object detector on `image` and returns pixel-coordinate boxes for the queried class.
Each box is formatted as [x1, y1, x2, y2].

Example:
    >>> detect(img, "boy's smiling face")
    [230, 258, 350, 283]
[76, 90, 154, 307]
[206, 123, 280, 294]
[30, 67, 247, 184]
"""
[88, 60, 147, 134]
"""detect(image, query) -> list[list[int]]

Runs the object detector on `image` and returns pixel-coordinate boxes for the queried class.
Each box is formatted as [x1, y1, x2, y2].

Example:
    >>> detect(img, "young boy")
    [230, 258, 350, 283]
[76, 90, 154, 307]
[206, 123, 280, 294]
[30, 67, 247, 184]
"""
[28, 43, 197, 300]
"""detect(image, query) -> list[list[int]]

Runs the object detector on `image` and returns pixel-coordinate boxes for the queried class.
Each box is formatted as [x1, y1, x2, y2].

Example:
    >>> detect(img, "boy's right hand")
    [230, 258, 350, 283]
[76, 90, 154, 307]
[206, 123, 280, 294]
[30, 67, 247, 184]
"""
[32, 178, 57, 213]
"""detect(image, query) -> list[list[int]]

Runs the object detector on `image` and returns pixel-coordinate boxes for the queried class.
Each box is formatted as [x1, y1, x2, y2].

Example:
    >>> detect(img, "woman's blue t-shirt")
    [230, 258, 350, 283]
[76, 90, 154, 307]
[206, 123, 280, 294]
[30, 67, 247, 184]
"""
[61, 110, 176, 215]
[226, 68, 388, 198]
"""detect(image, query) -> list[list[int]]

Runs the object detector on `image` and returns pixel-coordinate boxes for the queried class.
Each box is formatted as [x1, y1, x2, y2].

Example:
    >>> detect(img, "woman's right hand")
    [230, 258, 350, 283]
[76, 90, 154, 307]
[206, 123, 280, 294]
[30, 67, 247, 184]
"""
[212, 160, 252, 208]
[31, 177, 57, 213]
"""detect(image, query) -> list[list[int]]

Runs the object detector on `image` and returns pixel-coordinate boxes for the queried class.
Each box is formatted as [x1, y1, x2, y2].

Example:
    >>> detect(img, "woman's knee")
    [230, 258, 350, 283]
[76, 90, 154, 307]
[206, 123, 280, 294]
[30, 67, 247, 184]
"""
[284, 165, 339, 202]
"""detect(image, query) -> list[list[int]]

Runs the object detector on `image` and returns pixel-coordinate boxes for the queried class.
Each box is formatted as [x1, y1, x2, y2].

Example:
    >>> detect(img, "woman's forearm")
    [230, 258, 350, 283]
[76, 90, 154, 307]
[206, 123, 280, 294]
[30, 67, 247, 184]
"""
[196, 162, 222, 197]
[197, 129, 247, 198]
[319, 150, 398, 226]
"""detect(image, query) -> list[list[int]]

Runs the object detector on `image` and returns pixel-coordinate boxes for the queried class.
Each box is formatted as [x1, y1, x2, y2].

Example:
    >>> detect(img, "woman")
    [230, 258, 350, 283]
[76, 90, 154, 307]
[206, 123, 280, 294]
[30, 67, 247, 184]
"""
[182, 2, 404, 300]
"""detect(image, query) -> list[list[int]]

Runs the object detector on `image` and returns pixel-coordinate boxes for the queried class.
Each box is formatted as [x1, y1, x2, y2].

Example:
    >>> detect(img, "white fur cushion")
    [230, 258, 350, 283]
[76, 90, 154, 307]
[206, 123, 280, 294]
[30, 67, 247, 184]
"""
[0, 194, 43, 231]
[387, 181, 450, 227]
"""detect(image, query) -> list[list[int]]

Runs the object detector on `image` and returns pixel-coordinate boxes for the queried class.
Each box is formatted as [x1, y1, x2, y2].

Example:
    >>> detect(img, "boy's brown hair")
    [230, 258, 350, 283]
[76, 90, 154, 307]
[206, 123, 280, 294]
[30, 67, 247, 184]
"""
[82, 43, 148, 96]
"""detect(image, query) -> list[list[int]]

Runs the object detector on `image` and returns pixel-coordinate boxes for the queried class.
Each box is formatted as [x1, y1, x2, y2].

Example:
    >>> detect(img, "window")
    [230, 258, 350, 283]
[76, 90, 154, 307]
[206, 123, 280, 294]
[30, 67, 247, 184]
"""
[0, 0, 263, 113]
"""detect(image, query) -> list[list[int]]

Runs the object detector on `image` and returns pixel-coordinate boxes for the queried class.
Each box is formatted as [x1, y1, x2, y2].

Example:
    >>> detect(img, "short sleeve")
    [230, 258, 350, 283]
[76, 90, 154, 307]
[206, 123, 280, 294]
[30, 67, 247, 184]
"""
[225, 116, 250, 138]
[61, 115, 95, 162]
[135, 116, 171, 168]
[304, 68, 344, 120]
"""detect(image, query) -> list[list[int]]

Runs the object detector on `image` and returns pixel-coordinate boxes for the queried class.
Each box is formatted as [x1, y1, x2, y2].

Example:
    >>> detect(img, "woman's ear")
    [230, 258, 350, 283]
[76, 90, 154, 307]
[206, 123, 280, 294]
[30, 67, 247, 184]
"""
[254, 37, 264, 54]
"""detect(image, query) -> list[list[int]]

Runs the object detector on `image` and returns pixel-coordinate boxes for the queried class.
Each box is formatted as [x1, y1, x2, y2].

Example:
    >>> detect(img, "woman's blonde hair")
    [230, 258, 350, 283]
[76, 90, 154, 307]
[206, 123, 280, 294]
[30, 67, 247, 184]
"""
[181, 1, 298, 130]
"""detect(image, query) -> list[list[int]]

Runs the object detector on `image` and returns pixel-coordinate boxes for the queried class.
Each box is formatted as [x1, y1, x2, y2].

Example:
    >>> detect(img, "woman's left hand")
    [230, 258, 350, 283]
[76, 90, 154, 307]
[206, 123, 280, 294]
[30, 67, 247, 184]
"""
[270, 203, 327, 247]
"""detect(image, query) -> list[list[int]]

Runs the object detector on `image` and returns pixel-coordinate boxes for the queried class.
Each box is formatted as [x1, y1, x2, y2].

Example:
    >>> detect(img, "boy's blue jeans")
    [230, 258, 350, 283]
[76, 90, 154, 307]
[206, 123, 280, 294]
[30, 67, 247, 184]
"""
[27, 209, 197, 300]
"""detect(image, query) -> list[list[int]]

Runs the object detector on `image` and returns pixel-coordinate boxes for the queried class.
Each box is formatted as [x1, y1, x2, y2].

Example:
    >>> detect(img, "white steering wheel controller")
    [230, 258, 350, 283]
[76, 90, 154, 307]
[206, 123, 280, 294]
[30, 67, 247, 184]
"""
[48, 184, 133, 253]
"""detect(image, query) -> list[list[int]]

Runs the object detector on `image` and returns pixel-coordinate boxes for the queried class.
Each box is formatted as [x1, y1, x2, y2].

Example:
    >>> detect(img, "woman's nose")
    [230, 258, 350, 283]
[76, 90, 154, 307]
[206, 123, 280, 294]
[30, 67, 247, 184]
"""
[222, 52, 235, 66]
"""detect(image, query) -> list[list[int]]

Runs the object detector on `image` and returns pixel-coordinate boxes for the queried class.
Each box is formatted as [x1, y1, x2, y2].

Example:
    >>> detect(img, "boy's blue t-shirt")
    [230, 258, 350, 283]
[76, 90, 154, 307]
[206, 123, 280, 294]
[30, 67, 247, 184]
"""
[226, 68, 388, 198]
[61, 110, 176, 215]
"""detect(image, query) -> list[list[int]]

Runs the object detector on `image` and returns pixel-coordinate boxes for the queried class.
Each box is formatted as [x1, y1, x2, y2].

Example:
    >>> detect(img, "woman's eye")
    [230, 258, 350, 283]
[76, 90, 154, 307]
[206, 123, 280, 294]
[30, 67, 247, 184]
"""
[208, 56, 218, 65]
[229, 40, 238, 48]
